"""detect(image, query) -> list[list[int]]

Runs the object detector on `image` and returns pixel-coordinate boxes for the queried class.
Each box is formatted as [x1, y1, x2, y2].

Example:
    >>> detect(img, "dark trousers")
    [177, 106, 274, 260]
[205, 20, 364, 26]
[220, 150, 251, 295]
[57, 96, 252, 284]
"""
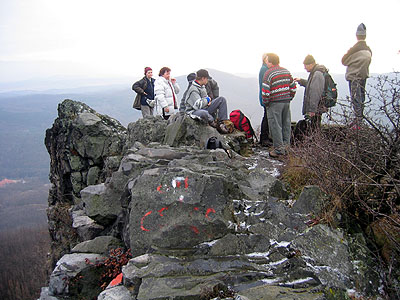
[349, 79, 367, 119]
[260, 106, 272, 146]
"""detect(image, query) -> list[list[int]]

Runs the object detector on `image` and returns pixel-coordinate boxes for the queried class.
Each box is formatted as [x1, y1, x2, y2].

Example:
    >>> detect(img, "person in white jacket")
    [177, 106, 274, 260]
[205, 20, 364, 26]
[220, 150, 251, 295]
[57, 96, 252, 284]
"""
[154, 67, 180, 120]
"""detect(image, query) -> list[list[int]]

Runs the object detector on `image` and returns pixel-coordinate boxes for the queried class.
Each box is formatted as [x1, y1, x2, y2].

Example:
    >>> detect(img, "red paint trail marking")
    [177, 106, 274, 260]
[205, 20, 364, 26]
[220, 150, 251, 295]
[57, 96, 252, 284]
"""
[191, 226, 200, 234]
[205, 208, 216, 220]
[140, 211, 152, 231]
[158, 207, 168, 216]
[184, 177, 189, 188]
[176, 181, 181, 188]
[157, 185, 162, 193]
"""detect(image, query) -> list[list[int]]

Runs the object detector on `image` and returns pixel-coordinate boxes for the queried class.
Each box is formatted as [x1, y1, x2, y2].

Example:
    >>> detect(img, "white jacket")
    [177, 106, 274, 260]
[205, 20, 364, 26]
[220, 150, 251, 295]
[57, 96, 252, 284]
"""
[154, 76, 180, 116]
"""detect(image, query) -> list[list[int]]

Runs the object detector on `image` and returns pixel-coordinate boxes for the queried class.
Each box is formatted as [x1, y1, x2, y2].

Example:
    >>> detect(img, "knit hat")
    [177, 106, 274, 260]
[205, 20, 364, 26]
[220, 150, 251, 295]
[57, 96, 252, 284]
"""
[144, 67, 152, 75]
[196, 69, 211, 79]
[303, 55, 315, 65]
[187, 72, 196, 82]
[356, 23, 366, 36]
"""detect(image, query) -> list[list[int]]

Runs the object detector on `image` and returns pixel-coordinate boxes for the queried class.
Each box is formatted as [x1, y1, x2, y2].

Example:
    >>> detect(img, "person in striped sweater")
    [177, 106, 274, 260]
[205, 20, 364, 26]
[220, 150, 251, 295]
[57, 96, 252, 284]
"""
[262, 53, 296, 158]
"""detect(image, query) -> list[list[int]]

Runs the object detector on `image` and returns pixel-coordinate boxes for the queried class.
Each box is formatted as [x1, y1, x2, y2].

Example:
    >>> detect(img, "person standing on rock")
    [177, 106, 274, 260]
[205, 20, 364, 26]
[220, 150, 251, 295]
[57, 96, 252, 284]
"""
[184, 69, 229, 130]
[132, 67, 156, 118]
[259, 53, 273, 147]
[341, 23, 372, 127]
[294, 55, 328, 130]
[262, 53, 296, 158]
[154, 67, 180, 120]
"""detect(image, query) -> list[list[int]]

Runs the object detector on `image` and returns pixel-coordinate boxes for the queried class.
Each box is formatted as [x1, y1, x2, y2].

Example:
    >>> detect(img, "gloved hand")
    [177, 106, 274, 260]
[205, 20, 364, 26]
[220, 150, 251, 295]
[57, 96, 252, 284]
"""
[205, 97, 211, 104]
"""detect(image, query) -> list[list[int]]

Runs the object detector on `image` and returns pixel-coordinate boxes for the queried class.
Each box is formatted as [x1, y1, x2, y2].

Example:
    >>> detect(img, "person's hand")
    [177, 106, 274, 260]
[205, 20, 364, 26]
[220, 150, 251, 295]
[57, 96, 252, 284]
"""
[294, 78, 300, 82]
[164, 107, 170, 113]
[306, 112, 315, 117]
[171, 78, 176, 84]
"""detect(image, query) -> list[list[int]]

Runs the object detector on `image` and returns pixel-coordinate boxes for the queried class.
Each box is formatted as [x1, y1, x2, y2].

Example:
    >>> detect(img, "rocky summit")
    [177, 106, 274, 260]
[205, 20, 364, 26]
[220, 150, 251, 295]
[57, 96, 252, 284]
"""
[39, 99, 380, 300]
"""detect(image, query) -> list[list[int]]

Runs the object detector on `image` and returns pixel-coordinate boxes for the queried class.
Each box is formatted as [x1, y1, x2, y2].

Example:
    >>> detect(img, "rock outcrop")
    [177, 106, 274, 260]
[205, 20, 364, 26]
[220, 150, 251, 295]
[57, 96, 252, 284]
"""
[40, 99, 380, 300]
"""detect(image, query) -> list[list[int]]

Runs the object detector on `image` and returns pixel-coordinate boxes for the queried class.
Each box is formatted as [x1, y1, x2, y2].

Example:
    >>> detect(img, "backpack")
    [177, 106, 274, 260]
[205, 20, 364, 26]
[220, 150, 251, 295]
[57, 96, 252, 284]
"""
[206, 136, 223, 150]
[321, 71, 338, 108]
[206, 136, 233, 158]
[229, 109, 258, 141]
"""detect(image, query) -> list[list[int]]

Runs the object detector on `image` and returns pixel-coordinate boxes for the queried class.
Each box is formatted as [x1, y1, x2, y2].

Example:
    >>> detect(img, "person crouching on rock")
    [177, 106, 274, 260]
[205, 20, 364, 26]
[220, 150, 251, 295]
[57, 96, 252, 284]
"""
[154, 67, 180, 120]
[184, 69, 229, 131]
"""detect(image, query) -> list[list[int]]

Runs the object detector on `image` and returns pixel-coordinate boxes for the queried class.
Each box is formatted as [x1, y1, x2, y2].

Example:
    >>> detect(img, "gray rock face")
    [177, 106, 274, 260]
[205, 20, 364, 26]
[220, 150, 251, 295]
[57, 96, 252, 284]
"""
[43, 101, 381, 300]
[127, 115, 167, 147]
[37, 287, 61, 300]
[48, 253, 105, 296]
[97, 285, 132, 300]
[72, 236, 123, 254]
[45, 100, 127, 264]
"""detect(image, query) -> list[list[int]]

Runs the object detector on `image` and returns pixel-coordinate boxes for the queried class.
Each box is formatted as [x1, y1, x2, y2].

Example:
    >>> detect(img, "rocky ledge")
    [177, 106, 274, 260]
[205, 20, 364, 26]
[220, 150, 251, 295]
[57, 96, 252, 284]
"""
[39, 99, 380, 300]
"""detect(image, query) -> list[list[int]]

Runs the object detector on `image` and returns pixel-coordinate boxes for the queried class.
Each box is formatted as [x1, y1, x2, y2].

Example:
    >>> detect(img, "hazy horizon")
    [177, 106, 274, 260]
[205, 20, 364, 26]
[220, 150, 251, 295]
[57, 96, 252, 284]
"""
[1, 0, 399, 84]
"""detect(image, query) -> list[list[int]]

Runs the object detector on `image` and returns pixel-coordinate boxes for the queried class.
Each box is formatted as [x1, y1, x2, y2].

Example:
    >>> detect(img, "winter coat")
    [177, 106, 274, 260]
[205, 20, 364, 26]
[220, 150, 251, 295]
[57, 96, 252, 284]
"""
[262, 66, 296, 104]
[184, 81, 209, 114]
[154, 76, 180, 116]
[298, 64, 327, 115]
[132, 77, 155, 106]
[342, 41, 372, 81]
[205, 78, 219, 100]
[258, 64, 269, 106]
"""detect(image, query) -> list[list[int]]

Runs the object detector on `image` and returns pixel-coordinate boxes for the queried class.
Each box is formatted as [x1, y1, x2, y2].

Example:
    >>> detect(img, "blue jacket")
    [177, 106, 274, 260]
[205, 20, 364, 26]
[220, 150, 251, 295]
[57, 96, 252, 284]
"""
[258, 64, 269, 106]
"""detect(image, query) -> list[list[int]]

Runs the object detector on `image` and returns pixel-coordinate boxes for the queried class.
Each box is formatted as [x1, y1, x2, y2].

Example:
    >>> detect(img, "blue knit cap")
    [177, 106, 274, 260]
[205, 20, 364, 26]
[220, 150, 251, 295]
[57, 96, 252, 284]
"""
[356, 23, 366, 36]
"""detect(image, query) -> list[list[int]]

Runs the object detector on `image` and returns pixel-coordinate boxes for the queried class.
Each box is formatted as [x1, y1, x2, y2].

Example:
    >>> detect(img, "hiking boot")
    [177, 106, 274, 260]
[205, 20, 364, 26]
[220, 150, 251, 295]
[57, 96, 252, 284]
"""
[217, 123, 229, 134]
[209, 120, 218, 128]
[269, 149, 285, 158]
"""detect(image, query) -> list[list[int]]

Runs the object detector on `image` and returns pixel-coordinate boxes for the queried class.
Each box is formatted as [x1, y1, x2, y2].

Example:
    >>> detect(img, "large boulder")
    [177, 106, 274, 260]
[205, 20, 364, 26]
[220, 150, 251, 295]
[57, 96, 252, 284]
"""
[48, 253, 105, 297]
[71, 236, 123, 255]
[45, 100, 127, 265]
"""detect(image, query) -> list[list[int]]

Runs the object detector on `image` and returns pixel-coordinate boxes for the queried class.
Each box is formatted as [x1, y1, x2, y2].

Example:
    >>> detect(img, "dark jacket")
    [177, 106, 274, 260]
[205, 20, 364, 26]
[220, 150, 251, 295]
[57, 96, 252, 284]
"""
[205, 78, 219, 100]
[298, 64, 327, 115]
[132, 77, 155, 107]
[259, 64, 269, 106]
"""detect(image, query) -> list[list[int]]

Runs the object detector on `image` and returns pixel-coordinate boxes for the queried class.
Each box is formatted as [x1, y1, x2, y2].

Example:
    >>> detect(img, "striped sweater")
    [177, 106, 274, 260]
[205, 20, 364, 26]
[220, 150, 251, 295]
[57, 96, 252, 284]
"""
[262, 65, 296, 105]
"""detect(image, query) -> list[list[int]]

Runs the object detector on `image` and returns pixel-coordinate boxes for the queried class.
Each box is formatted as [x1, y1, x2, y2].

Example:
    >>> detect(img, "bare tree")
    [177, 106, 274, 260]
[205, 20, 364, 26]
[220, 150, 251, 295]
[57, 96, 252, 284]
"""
[287, 73, 400, 299]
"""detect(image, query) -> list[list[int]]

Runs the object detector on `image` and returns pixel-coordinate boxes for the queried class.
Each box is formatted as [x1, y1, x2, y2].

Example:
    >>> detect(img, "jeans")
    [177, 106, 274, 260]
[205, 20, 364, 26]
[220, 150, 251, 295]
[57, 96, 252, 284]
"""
[267, 102, 291, 154]
[349, 79, 366, 119]
[191, 96, 228, 122]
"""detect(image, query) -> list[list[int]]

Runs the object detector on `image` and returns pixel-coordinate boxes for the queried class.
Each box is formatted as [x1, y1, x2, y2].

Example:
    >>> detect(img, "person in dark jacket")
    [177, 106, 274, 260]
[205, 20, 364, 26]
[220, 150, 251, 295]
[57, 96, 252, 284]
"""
[259, 53, 272, 147]
[205, 76, 219, 100]
[132, 67, 156, 118]
[342, 23, 372, 125]
[295, 55, 328, 130]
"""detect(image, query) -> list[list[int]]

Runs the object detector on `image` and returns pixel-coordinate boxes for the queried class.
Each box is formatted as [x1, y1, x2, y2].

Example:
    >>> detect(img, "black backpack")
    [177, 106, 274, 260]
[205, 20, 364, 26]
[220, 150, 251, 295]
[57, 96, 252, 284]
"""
[321, 71, 338, 108]
[206, 136, 223, 150]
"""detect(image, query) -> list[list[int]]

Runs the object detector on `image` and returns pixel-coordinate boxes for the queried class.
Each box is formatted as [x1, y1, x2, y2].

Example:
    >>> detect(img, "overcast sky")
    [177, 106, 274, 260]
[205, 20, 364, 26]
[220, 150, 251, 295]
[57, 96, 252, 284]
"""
[1, 0, 399, 82]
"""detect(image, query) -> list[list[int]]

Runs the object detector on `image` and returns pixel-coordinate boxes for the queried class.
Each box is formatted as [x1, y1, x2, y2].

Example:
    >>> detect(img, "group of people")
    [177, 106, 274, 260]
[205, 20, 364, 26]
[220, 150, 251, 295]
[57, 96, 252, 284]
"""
[259, 23, 372, 158]
[132, 67, 229, 131]
[132, 23, 372, 159]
